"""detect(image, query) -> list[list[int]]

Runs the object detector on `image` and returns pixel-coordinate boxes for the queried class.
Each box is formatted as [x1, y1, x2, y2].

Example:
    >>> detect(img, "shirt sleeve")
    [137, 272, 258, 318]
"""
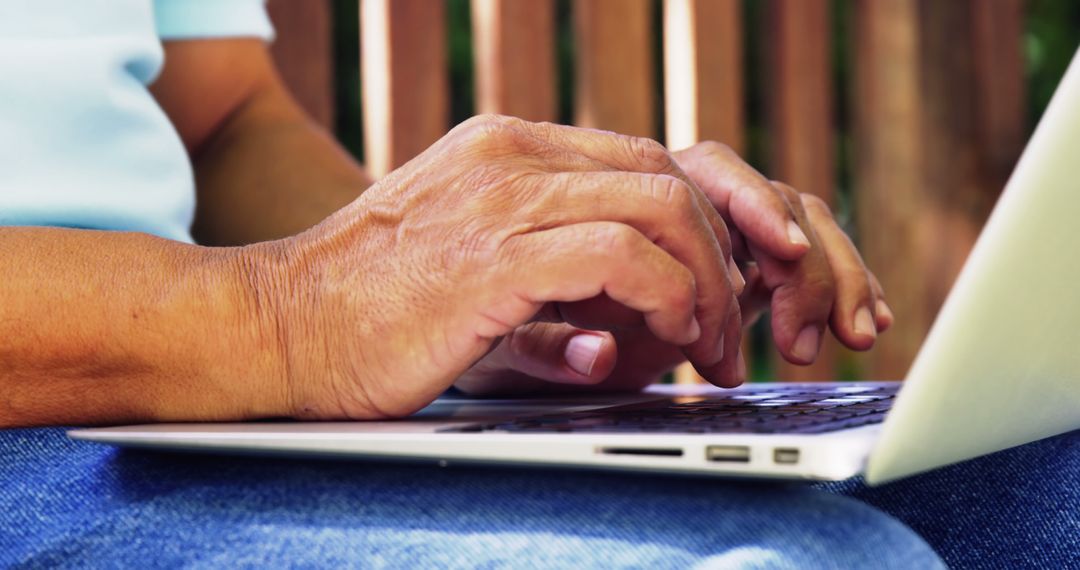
[153, 0, 275, 41]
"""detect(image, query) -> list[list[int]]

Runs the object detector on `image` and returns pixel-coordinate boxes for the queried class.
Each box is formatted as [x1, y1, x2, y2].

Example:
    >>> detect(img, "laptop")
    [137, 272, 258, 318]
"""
[69, 47, 1080, 486]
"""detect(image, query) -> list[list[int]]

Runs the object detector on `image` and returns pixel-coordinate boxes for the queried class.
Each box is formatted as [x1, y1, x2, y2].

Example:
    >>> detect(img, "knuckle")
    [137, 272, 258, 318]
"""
[698, 140, 734, 157]
[532, 120, 560, 133]
[507, 323, 545, 359]
[627, 136, 675, 173]
[669, 264, 698, 308]
[771, 180, 801, 200]
[806, 274, 837, 306]
[458, 118, 519, 150]
[452, 114, 500, 137]
[650, 174, 694, 213]
[841, 267, 875, 296]
[462, 113, 506, 128]
[800, 193, 832, 215]
[590, 223, 640, 257]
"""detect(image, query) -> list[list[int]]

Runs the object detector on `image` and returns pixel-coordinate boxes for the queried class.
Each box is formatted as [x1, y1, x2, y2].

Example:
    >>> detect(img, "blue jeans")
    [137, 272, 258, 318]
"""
[818, 428, 1080, 568]
[1, 428, 1076, 569]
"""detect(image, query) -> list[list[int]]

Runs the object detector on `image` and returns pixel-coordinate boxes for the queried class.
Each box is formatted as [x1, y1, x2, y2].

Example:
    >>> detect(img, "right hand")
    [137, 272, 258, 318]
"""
[243, 115, 743, 419]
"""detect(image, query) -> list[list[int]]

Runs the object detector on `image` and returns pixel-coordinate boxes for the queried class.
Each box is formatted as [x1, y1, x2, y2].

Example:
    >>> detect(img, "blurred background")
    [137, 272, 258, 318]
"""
[263, 0, 1080, 383]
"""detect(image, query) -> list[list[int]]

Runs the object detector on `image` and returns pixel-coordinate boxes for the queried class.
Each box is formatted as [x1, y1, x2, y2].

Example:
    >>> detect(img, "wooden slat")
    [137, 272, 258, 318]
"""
[472, 0, 557, 122]
[573, 0, 655, 137]
[917, 0, 985, 315]
[766, 0, 837, 381]
[970, 0, 1027, 205]
[663, 0, 744, 153]
[766, 0, 834, 209]
[852, 0, 928, 379]
[917, 0, 1027, 332]
[361, 0, 448, 179]
[853, 0, 1026, 380]
[267, 0, 335, 129]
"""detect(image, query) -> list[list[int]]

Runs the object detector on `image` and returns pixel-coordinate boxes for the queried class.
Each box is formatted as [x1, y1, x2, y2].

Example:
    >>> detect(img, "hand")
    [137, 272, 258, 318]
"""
[243, 115, 743, 419]
[673, 142, 892, 363]
[456, 140, 892, 396]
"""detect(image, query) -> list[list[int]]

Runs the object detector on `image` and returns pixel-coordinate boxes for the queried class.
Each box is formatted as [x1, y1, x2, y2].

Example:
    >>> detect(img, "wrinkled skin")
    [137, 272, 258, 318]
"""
[247, 116, 890, 419]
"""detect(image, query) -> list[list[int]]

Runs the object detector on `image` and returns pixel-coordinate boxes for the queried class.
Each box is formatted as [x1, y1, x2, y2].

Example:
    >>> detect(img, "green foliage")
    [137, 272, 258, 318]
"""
[1026, 0, 1080, 124]
[332, 0, 362, 160]
[447, 0, 475, 125]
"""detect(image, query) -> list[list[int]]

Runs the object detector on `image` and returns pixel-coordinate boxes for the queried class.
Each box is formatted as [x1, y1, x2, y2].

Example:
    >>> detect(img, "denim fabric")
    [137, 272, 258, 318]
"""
[818, 429, 1080, 569]
[0, 429, 945, 569]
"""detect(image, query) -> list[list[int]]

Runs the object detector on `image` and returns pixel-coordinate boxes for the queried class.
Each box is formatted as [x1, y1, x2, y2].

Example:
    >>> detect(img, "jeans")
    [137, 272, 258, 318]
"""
[818, 428, 1080, 568]
[0, 427, 1076, 569]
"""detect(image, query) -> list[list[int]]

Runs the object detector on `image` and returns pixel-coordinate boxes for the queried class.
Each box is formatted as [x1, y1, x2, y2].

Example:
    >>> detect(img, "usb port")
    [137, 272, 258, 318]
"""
[774, 448, 800, 464]
[706, 445, 751, 463]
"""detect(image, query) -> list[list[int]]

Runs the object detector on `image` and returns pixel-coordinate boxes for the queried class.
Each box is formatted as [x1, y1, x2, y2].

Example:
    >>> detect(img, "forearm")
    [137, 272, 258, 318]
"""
[191, 83, 372, 246]
[0, 228, 282, 427]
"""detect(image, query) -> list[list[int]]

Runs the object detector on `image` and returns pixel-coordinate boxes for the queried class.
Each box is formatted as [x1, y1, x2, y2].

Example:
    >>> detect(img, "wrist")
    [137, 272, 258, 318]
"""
[205, 241, 295, 420]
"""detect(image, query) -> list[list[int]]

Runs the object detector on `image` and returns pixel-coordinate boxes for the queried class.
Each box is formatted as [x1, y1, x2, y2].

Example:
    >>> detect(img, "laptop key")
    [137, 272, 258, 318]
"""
[437, 389, 898, 434]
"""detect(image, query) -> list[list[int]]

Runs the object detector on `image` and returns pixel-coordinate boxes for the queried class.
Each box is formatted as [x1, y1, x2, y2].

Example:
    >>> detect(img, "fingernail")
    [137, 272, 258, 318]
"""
[854, 306, 876, 338]
[686, 317, 702, 344]
[729, 260, 746, 295]
[876, 299, 894, 323]
[787, 220, 810, 248]
[791, 326, 820, 363]
[736, 350, 747, 383]
[565, 335, 604, 376]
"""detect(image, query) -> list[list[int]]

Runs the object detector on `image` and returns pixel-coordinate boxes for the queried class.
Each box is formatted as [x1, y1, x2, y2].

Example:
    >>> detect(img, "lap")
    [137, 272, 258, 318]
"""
[0, 428, 940, 569]
[818, 429, 1080, 569]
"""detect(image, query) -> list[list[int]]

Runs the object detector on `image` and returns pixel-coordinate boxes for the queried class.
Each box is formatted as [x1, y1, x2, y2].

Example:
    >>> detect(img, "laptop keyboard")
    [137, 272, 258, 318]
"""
[439, 384, 898, 435]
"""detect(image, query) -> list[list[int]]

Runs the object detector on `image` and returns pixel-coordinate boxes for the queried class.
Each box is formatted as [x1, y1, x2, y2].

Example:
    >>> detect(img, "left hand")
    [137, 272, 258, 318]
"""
[455, 138, 892, 396]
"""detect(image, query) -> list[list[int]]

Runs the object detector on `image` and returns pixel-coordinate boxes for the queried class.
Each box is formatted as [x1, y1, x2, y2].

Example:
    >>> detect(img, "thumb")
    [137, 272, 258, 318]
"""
[500, 322, 617, 384]
[462, 322, 617, 388]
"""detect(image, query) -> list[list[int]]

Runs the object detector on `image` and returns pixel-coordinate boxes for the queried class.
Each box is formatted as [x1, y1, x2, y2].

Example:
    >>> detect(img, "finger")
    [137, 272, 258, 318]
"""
[524, 171, 737, 365]
[751, 183, 835, 365]
[730, 228, 750, 260]
[868, 272, 894, 331]
[511, 325, 618, 382]
[486, 116, 743, 288]
[480, 323, 618, 385]
[673, 141, 811, 260]
[737, 261, 771, 328]
[689, 293, 744, 388]
[484, 222, 702, 347]
[544, 296, 643, 330]
[800, 193, 877, 351]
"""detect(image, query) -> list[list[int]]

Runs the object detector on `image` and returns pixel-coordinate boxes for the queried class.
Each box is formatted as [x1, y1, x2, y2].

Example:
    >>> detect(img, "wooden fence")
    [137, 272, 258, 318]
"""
[265, 0, 1027, 383]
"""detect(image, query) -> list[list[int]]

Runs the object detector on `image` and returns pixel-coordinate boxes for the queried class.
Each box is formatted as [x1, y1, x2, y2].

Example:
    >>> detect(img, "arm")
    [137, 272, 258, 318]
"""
[153, 39, 888, 392]
[2, 39, 881, 424]
[150, 39, 372, 245]
[0, 228, 281, 427]
[3, 116, 750, 427]
[5, 39, 734, 427]
[2, 41, 363, 427]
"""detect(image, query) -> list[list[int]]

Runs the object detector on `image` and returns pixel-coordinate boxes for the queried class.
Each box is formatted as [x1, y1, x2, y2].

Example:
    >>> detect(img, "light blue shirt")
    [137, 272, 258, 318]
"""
[0, 0, 273, 243]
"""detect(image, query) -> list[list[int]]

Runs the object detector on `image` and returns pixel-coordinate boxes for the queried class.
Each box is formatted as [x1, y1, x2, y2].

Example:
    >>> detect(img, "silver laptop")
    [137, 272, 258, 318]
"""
[70, 47, 1080, 486]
